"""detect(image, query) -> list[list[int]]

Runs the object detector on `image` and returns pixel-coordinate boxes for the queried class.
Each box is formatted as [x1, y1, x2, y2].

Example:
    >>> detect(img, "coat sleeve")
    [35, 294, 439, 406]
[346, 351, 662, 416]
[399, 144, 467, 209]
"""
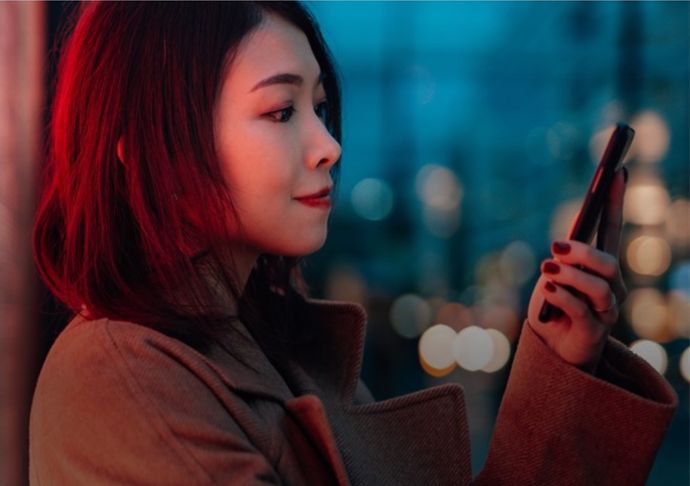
[29, 319, 282, 486]
[473, 321, 678, 486]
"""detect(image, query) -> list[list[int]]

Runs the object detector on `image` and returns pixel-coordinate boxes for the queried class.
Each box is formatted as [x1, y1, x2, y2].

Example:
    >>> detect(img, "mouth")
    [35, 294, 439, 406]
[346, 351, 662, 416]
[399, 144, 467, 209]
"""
[295, 194, 332, 209]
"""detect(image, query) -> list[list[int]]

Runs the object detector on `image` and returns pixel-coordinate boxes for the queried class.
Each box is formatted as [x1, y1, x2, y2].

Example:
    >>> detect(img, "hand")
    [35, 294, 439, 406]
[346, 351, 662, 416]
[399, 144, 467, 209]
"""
[527, 168, 628, 373]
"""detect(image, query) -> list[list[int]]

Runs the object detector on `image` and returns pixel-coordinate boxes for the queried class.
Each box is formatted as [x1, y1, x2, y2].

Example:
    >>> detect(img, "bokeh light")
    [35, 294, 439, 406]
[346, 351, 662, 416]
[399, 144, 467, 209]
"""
[625, 233, 672, 277]
[350, 177, 395, 221]
[415, 164, 463, 211]
[624, 172, 671, 226]
[629, 110, 671, 164]
[668, 291, 690, 339]
[665, 198, 690, 249]
[546, 121, 579, 161]
[390, 293, 432, 338]
[629, 340, 668, 375]
[415, 164, 463, 238]
[498, 240, 536, 286]
[475, 252, 502, 286]
[451, 325, 493, 371]
[418, 324, 457, 377]
[680, 347, 690, 383]
[481, 329, 511, 373]
[624, 288, 673, 342]
[434, 302, 474, 332]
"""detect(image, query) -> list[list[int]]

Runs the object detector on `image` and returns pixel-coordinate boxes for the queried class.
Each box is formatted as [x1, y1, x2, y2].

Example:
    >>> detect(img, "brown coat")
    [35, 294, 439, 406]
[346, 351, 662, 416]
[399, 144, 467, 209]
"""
[29, 297, 677, 485]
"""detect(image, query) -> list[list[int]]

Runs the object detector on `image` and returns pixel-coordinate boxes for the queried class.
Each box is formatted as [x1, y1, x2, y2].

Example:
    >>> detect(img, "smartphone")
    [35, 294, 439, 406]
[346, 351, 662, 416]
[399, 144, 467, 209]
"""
[538, 123, 635, 323]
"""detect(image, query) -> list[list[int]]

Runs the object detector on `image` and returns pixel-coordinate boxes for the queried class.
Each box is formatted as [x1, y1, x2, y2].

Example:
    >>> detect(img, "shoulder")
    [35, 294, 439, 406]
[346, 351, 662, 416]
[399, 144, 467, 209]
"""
[35, 315, 216, 411]
[32, 313, 239, 429]
[30, 315, 277, 484]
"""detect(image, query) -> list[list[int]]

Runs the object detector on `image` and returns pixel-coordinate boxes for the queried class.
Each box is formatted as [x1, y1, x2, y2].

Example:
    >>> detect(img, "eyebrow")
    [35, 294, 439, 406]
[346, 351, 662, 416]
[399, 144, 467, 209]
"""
[249, 71, 324, 93]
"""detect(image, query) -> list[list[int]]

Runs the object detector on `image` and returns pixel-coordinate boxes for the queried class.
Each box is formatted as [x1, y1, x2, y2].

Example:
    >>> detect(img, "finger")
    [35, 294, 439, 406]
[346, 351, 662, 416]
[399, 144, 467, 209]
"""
[541, 280, 598, 331]
[550, 239, 619, 281]
[540, 259, 619, 323]
[596, 168, 627, 255]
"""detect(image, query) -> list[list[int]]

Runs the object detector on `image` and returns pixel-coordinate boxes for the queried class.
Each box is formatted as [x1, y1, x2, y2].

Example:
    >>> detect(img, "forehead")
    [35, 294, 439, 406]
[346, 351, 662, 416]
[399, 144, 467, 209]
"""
[227, 13, 320, 92]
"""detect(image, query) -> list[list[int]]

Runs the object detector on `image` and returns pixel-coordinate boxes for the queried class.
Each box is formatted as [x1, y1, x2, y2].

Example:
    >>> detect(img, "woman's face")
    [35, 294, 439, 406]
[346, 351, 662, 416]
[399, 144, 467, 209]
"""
[213, 13, 341, 258]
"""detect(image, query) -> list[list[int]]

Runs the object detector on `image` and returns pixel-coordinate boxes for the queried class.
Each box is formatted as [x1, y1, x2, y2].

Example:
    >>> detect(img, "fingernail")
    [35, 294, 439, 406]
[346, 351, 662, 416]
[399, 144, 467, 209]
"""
[552, 241, 571, 255]
[543, 261, 560, 274]
[623, 166, 629, 183]
[544, 281, 557, 293]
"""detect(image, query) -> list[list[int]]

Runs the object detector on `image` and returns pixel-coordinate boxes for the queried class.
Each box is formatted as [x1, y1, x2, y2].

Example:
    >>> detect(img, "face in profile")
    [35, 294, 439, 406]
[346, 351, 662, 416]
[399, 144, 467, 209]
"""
[213, 12, 341, 258]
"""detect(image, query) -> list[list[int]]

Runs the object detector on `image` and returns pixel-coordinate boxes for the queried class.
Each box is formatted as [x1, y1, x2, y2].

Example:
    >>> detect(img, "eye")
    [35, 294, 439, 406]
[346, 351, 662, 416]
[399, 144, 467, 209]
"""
[266, 100, 329, 124]
[267, 106, 296, 123]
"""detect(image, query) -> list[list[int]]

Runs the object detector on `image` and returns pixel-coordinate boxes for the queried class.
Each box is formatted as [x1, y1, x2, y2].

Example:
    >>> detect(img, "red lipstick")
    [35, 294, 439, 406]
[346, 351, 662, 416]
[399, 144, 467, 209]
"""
[295, 185, 332, 209]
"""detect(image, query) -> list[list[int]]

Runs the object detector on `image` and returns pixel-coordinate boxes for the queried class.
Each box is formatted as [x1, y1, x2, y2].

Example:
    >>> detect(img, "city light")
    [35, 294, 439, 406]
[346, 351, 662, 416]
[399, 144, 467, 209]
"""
[625, 233, 672, 277]
[418, 324, 457, 377]
[629, 340, 668, 375]
[390, 293, 433, 339]
[452, 325, 493, 371]
[481, 329, 511, 373]
[624, 171, 670, 226]
[624, 288, 673, 343]
[350, 178, 395, 221]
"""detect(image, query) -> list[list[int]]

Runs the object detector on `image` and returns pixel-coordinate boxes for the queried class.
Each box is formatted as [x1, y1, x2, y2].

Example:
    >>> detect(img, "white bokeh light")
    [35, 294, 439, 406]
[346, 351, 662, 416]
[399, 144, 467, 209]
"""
[629, 340, 668, 375]
[481, 329, 511, 373]
[451, 325, 494, 371]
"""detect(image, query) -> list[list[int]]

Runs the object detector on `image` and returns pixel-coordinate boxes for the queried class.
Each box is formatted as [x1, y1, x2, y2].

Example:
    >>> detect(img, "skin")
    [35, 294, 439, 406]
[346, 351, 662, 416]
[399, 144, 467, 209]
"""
[210, 12, 341, 305]
[527, 169, 628, 374]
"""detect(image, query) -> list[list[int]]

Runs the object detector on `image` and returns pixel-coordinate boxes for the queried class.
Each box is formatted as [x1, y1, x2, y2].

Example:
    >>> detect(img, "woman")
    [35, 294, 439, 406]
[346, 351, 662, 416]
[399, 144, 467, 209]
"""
[30, 2, 677, 485]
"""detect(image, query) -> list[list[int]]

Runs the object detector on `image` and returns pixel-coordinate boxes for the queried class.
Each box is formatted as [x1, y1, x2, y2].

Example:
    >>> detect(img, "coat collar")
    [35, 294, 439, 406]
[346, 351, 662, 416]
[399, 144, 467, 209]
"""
[205, 297, 368, 406]
[204, 296, 473, 485]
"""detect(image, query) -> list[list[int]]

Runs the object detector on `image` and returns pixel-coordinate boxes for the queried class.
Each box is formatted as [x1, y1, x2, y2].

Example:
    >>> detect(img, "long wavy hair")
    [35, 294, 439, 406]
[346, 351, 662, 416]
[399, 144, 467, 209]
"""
[32, 1, 343, 357]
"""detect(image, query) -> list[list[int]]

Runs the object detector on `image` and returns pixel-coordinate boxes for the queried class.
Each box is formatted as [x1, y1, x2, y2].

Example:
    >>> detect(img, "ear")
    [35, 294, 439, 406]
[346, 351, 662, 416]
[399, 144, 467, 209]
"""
[116, 136, 126, 166]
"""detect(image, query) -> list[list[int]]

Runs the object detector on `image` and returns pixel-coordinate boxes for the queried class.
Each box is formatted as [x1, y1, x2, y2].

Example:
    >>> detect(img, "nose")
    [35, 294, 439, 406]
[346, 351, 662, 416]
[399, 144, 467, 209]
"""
[306, 119, 341, 171]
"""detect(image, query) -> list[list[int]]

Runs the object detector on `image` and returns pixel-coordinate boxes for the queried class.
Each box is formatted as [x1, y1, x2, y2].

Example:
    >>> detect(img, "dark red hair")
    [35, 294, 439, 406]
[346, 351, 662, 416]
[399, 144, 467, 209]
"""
[32, 1, 343, 355]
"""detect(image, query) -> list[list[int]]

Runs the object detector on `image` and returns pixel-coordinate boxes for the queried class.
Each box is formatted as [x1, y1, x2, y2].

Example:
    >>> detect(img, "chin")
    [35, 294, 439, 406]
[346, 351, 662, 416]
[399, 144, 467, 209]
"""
[280, 233, 328, 257]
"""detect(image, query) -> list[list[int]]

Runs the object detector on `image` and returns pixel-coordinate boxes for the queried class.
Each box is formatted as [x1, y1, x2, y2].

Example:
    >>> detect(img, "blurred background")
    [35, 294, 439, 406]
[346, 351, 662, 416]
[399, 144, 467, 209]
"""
[1, 1, 688, 485]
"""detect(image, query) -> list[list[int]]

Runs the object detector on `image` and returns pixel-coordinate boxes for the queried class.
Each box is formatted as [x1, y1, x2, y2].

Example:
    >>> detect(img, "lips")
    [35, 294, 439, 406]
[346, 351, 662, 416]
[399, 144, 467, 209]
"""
[295, 186, 332, 200]
[295, 185, 332, 209]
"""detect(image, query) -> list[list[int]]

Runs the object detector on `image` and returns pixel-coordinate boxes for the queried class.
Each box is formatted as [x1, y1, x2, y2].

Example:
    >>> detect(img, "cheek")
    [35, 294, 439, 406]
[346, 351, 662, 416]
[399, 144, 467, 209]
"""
[218, 141, 293, 199]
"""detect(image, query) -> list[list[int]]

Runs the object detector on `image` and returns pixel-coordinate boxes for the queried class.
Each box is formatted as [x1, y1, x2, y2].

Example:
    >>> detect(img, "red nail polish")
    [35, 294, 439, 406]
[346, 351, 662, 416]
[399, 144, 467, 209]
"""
[544, 281, 557, 293]
[543, 262, 560, 274]
[552, 241, 571, 255]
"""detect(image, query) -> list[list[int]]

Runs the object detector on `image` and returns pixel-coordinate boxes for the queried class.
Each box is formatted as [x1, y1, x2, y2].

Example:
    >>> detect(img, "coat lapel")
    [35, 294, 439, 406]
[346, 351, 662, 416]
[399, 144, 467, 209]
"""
[208, 296, 472, 485]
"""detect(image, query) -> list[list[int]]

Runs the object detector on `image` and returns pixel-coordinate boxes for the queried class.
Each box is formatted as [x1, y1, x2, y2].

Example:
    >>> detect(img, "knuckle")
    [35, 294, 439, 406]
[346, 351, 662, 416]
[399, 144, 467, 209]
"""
[595, 280, 610, 300]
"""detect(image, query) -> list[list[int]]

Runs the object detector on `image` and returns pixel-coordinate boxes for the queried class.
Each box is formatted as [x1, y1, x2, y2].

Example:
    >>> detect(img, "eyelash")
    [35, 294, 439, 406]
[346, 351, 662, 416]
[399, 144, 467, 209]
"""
[268, 101, 328, 124]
